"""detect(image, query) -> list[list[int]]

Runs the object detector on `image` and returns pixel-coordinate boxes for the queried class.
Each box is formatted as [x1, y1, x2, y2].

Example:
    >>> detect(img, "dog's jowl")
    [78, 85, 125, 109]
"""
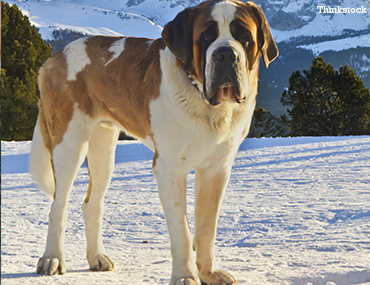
[29, 0, 278, 284]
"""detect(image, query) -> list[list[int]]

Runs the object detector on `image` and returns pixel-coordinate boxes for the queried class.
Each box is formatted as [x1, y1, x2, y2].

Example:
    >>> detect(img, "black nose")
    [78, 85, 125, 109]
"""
[213, 46, 237, 62]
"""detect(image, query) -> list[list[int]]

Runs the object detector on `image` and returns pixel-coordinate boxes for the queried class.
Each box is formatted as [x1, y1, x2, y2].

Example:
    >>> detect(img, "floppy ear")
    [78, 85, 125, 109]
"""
[247, 1, 278, 68]
[162, 7, 197, 72]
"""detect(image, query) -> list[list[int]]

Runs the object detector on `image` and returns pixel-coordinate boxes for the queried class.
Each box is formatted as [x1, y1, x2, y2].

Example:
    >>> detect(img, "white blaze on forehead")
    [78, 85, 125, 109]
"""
[211, 1, 238, 33]
[205, 1, 239, 75]
[64, 37, 91, 81]
[105, 38, 126, 66]
[208, 1, 239, 55]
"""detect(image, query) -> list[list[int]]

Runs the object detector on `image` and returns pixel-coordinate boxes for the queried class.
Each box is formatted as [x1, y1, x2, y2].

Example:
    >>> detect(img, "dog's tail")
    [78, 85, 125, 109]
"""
[29, 104, 55, 199]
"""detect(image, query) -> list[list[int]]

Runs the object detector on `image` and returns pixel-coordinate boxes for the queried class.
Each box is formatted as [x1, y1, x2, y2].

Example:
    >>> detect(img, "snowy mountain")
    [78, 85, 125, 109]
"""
[4, 0, 370, 115]
[2, 136, 370, 284]
[256, 0, 369, 35]
[6, 0, 370, 40]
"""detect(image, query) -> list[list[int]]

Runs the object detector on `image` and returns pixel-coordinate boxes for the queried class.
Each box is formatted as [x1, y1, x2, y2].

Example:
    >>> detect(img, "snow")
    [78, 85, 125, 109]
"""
[272, 10, 369, 44]
[1, 136, 370, 285]
[282, 0, 312, 13]
[298, 34, 370, 56]
[5, 0, 370, 46]
[6, 0, 163, 40]
[269, 0, 370, 43]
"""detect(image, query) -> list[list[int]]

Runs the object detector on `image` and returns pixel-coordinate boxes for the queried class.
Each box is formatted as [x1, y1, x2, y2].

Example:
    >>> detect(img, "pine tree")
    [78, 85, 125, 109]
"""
[281, 57, 370, 136]
[334, 64, 370, 135]
[1, 1, 52, 141]
[281, 57, 338, 136]
[46, 29, 90, 54]
[253, 108, 290, 137]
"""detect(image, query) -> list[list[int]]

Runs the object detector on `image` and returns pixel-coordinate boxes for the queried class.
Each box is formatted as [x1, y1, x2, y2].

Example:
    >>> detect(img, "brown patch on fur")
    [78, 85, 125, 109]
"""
[84, 179, 93, 204]
[77, 37, 164, 139]
[152, 151, 159, 169]
[37, 36, 166, 151]
[100, 37, 165, 139]
[38, 52, 74, 151]
[85, 36, 120, 65]
[191, 2, 215, 82]
[233, 3, 261, 70]
[37, 102, 52, 154]
[240, 1, 278, 68]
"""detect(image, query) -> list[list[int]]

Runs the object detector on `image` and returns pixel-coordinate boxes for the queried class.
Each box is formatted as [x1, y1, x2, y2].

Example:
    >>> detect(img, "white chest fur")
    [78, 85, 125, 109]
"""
[149, 48, 256, 171]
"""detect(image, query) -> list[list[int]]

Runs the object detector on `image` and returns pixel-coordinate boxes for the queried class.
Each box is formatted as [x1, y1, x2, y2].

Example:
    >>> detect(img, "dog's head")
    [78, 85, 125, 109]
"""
[162, 0, 278, 106]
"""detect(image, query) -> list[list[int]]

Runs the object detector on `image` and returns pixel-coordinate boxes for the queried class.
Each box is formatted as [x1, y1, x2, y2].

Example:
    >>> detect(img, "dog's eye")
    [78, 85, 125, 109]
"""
[198, 22, 218, 46]
[202, 32, 212, 42]
[240, 34, 250, 46]
[199, 21, 218, 46]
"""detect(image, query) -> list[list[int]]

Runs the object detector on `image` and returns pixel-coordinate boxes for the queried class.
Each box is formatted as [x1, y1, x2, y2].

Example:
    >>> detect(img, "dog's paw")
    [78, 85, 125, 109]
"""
[199, 269, 238, 285]
[87, 253, 115, 271]
[36, 257, 66, 275]
[174, 277, 201, 285]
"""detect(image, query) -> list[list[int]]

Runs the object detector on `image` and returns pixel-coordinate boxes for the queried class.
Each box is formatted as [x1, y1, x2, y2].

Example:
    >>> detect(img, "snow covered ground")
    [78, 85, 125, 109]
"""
[1, 136, 370, 285]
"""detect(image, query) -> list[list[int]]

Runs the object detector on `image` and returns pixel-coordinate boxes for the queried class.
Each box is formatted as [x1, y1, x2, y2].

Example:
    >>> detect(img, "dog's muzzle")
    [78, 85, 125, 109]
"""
[205, 46, 245, 106]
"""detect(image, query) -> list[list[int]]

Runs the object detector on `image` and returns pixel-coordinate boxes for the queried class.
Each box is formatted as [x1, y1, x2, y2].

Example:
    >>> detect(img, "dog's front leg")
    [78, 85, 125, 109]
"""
[153, 154, 200, 285]
[193, 168, 238, 285]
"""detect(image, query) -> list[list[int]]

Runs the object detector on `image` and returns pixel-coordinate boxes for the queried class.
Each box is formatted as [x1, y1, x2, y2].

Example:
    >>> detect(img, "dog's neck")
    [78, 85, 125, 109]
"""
[186, 73, 206, 101]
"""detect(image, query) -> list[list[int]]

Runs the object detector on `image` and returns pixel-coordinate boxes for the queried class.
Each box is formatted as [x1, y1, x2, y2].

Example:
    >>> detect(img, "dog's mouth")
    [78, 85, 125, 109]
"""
[206, 76, 244, 106]
[215, 82, 243, 104]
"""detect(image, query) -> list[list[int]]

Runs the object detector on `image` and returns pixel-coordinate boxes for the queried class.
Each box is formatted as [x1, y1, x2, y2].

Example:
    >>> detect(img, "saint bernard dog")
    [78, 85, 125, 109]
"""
[29, 0, 278, 284]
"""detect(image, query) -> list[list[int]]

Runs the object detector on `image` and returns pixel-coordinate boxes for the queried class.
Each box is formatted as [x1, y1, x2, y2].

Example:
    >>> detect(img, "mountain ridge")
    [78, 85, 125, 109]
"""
[7, 0, 370, 40]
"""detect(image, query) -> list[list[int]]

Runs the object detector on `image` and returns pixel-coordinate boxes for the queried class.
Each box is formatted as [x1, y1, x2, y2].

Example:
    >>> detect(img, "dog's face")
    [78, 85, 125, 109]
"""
[162, 0, 278, 105]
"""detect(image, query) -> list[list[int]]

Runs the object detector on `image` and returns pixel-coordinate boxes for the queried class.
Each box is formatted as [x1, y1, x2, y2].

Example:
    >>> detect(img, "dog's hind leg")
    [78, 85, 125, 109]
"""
[36, 107, 93, 275]
[82, 122, 119, 271]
